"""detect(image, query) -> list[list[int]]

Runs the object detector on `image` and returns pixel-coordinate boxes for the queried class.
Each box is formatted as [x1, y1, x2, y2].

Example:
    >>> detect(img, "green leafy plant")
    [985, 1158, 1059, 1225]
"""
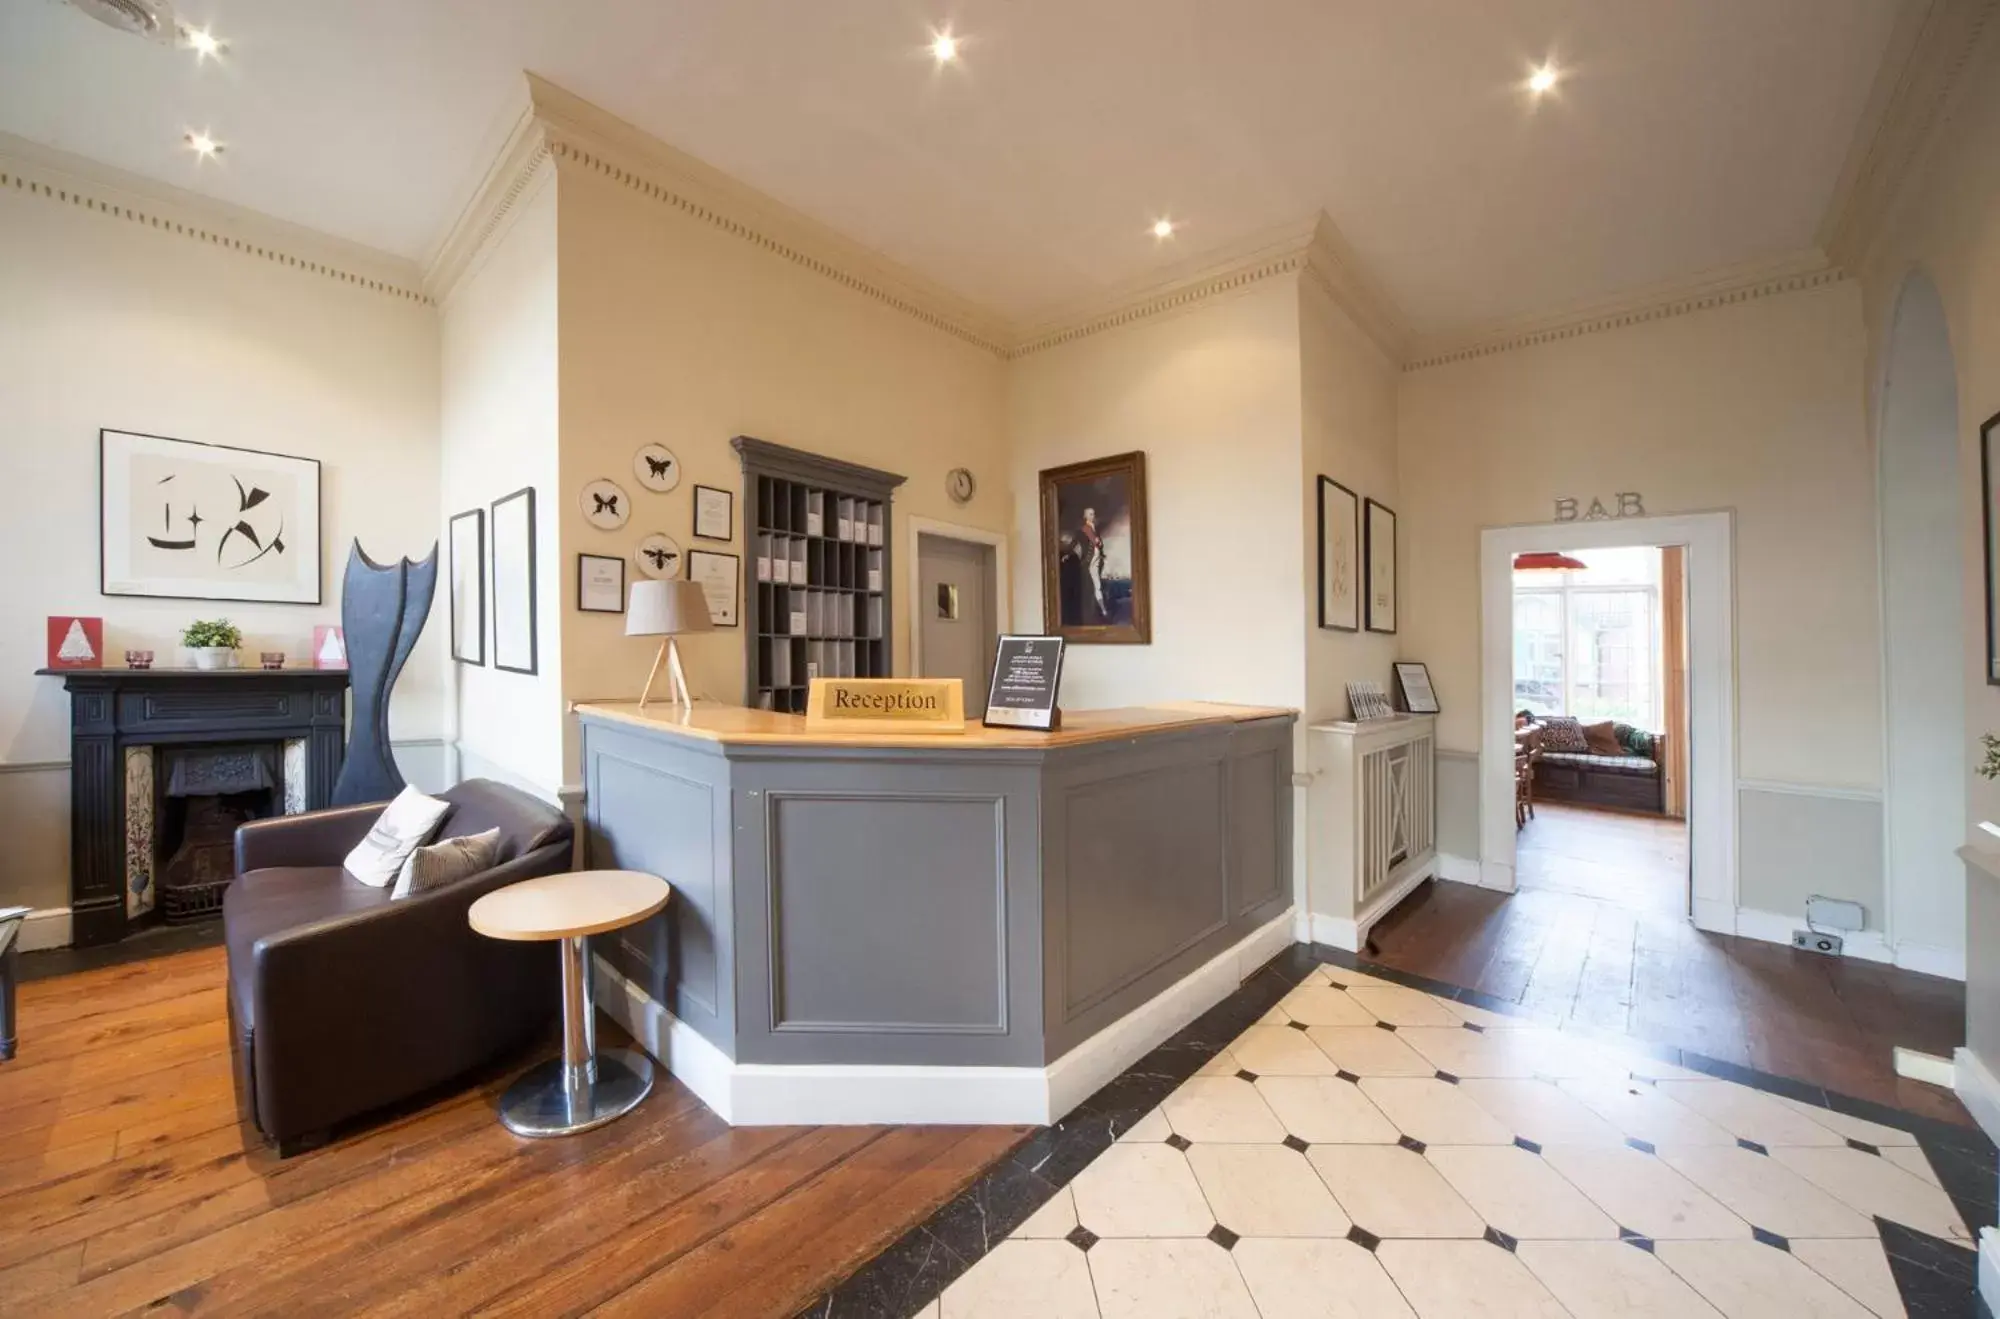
[181, 619, 243, 650]
[1982, 733, 2000, 782]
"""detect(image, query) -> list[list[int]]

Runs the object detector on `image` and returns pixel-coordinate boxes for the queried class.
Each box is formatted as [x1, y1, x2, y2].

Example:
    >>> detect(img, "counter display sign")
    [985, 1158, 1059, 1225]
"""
[806, 677, 966, 734]
[983, 635, 1065, 731]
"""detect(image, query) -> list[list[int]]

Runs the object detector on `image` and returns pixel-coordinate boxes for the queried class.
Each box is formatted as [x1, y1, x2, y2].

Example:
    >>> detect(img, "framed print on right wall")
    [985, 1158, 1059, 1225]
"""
[1983, 411, 2000, 683]
[1364, 497, 1398, 635]
[1317, 476, 1359, 631]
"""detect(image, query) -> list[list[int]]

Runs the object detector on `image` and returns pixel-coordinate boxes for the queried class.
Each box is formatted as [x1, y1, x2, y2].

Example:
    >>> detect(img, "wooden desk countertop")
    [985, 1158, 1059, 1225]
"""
[571, 699, 1294, 751]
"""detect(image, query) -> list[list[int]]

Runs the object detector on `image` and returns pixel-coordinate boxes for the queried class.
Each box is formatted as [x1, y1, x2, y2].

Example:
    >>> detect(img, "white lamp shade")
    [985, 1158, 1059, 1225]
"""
[626, 579, 714, 637]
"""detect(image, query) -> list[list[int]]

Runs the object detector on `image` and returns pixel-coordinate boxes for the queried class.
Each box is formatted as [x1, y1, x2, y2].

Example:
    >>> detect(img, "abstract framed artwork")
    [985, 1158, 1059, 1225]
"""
[448, 508, 485, 665]
[1984, 411, 2000, 684]
[1038, 450, 1151, 644]
[1317, 476, 1360, 632]
[491, 486, 539, 675]
[100, 428, 322, 604]
[1364, 497, 1398, 635]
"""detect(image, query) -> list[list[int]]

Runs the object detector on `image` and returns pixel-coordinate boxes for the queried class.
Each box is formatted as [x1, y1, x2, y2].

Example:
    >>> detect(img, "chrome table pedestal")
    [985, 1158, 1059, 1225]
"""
[467, 870, 674, 1139]
[497, 934, 655, 1137]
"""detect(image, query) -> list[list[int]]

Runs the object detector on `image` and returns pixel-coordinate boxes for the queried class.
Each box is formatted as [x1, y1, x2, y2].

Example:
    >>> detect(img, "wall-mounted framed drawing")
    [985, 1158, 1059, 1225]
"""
[1364, 497, 1398, 635]
[1317, 476, 1360, 632]
[100, 428, 322, 604]
[1039, 450, 1150, 644]
[448, 508, 485, 665]
[1983, 411, 2000, 684]
[491, 486, 538, 675]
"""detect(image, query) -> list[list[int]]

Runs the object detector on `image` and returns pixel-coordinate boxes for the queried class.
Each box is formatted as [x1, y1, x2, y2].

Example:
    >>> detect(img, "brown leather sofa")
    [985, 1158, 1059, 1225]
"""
[225, 779, 573, 1153]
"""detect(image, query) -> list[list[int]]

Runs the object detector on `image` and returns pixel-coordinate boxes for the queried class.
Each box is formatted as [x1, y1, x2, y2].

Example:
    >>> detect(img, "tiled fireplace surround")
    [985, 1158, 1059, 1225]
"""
[44, 667, 348, 945]
[802, 945, 1997, 1319]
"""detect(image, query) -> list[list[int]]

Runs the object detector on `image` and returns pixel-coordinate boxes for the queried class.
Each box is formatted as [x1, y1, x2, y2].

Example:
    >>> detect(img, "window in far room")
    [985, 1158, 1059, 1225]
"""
[1511, 546, 1661, 728]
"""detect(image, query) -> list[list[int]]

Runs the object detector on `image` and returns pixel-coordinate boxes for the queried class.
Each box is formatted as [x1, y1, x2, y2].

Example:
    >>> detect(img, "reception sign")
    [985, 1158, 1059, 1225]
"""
[806, 677, 965, 734]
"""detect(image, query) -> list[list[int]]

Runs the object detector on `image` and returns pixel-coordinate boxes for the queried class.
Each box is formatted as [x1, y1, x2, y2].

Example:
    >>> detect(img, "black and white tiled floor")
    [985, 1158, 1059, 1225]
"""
[803, 946, 1996, 1319]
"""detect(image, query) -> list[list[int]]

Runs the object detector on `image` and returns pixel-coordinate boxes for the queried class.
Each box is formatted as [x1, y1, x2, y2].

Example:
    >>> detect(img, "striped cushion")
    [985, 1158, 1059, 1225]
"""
[1541, 752, 1659, 776]
[391, 828, 501, 900]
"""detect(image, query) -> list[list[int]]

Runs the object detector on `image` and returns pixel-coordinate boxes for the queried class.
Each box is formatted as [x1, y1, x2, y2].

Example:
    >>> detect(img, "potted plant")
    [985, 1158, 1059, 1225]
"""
[181, 619, 244, 670]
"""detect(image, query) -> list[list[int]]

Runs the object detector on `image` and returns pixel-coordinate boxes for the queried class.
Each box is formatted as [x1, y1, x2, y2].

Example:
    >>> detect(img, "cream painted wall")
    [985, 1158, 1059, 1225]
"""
[1857, 49, 2000, 965]
[1300, 278, 1402, 724]
[439, 173, 565, 796]
[552, 161, 1009, 774]
[1007, 279, 1307, 713]
[1399, 281, 1882, 788]
[0, 179, 440, 914]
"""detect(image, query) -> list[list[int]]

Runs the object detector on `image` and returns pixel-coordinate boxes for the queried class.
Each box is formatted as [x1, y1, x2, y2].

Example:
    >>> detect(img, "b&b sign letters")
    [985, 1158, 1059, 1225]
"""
[1554, 492, 1646, 522]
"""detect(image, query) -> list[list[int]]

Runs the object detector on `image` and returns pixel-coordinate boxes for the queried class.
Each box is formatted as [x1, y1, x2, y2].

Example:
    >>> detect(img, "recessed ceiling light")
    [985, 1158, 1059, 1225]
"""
[184, 130, 222, 160]
[931, 30, 958, 63]
[1152, 219, 1176, 239]
[1527, 61, 1560, 96]
[180, 25, 225, 59]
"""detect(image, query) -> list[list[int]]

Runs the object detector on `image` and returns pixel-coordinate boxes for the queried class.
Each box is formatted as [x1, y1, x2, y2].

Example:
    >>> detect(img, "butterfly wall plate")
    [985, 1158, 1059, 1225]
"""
[581, 478, 631, 530]
[633, 444, 681, 494]
[634, 532, 684, 580]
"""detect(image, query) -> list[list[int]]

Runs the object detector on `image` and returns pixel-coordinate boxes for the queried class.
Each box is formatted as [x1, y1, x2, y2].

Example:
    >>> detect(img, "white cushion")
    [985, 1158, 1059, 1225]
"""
[341, 786, 450, 888]
[391, 828, 501, 900]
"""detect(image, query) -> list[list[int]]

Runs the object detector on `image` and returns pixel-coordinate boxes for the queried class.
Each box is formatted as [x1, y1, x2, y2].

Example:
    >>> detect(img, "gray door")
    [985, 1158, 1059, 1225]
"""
[918, 534, 997, 715]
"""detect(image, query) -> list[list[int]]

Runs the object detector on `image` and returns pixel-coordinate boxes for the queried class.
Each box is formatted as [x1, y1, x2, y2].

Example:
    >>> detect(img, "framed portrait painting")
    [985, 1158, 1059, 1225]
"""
[1317, 477, 1359, 632]
[1039, 451, 1150, 644]
[100, 429, 322, 604]
[1364, 497, 1397, 635]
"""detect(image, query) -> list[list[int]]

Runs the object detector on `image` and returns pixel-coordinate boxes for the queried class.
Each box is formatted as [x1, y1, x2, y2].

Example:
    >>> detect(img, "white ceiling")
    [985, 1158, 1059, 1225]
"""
[0, 0, 1908, 333]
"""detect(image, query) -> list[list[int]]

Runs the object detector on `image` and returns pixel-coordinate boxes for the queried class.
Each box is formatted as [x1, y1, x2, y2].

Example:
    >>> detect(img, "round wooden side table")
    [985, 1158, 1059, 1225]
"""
[468, 869, 672, 1138]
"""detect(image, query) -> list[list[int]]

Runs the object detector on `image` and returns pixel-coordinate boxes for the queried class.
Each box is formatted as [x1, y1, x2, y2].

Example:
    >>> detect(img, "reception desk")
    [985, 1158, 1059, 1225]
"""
[572, 699, 1296, 1124]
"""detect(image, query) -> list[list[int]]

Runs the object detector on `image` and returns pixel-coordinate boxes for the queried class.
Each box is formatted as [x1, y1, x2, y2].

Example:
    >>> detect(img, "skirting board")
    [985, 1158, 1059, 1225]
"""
[593, 908, 1297, 1127]
[1893, 1047, 1956, 1088]
[1307, 859, 1437, 953]
[1954, 1047, 2000, 1148]
[1983, 1228, 2000, 1318]
[1732, 906, 1965, 981]
[17, 907, 71, 953]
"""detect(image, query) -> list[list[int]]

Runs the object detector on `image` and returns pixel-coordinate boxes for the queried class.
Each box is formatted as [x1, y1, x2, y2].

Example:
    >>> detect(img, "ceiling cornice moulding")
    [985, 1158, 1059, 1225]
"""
[1818, 0, 1999, 270]
[424, 104, 554, 305]
[0, 133, 429, 306]
[522, 74, 1011, 357]
[1403, 252, 1846, 372]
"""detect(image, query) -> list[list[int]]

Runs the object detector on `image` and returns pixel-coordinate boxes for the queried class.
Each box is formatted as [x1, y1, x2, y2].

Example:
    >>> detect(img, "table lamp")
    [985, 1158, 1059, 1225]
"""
[626, 579, 713, 710]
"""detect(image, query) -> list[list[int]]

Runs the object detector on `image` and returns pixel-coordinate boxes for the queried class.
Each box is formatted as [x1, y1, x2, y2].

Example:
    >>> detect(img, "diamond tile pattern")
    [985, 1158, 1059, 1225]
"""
[930, 960, 1973, 1318]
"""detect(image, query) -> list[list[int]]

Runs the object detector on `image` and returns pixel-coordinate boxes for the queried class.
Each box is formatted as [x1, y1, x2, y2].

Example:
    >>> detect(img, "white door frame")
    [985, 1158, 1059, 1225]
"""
[1479, 510, 1738, 932]
[906, 516, 1011, 679]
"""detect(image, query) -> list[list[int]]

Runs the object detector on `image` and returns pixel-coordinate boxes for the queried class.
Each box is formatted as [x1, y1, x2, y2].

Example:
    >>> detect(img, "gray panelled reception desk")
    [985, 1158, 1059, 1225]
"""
[573, 700, 1297, 1125]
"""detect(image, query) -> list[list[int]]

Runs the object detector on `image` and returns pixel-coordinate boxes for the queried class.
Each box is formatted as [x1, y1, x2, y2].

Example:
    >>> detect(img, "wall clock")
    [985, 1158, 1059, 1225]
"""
[634, 444, 681, 493]
[634, 532, 683, 579]
[946, 467, 976, 505]
[581, 478, 630, 530]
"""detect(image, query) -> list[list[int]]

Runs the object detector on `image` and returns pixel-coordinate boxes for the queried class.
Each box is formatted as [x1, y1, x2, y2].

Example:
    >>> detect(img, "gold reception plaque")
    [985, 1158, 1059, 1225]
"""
[805, 678, 966, 735]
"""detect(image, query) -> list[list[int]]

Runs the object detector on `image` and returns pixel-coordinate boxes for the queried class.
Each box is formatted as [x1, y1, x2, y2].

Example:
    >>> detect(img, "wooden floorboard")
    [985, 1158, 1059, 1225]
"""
[0, 946, 1027, 1318]
[1369, 804, 1972, 1127]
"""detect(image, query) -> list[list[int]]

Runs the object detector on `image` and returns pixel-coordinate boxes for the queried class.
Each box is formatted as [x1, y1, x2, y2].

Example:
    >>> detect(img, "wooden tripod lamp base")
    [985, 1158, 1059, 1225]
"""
[638, 638, 692, 711]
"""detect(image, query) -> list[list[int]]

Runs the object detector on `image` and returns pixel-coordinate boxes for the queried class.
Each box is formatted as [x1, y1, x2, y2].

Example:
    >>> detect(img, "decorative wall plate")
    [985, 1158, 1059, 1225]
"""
[581, 478, 630, 530]
[634, 444, 681, 493]
[634, 532, 684, 580]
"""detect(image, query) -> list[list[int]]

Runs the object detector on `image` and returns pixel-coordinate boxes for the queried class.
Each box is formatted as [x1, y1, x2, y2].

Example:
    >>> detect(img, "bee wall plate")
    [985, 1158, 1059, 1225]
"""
[634, 444, 681, 493]
[634, 532, 684, 580]
[581, 478, 630, 530]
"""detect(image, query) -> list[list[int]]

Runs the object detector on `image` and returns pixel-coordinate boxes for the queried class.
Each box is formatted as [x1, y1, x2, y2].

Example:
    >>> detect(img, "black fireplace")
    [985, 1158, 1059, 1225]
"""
[37, 667, 350, 946]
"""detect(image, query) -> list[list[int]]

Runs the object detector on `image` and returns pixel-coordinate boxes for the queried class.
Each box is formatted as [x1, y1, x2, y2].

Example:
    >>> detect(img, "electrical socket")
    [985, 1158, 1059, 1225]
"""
[1792, 930, 1843, 956]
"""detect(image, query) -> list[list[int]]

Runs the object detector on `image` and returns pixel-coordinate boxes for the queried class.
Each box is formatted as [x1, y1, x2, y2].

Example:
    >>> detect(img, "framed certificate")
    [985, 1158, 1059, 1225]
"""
[1393, 661, 1439, 714]
[694, 484, 734, 542]
[577, 552, 624, 614]
[687, 549, 740, 627]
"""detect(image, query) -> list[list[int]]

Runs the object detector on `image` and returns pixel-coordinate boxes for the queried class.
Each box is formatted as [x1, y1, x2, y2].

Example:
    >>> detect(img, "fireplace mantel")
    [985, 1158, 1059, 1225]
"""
[37, 667, 350, 946]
